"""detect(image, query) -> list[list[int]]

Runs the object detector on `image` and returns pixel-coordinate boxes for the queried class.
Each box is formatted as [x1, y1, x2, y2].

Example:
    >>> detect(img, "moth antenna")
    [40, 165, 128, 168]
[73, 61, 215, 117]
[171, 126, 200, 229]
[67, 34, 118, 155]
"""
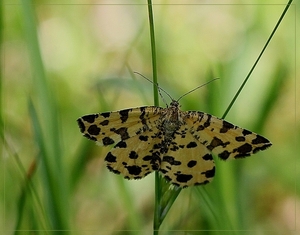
[133, 71, 173, 106]
[177, 78, 220, 102]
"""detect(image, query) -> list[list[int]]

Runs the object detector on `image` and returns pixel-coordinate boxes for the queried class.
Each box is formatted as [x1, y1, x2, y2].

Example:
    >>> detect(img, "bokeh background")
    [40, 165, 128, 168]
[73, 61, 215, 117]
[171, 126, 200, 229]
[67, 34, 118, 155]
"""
[2, 0, 299, 234]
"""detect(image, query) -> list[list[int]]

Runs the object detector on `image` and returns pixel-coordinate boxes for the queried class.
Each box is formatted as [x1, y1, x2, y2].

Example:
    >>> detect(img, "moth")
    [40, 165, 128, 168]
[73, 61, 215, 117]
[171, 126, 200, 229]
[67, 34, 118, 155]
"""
[77, 82, 272, 188]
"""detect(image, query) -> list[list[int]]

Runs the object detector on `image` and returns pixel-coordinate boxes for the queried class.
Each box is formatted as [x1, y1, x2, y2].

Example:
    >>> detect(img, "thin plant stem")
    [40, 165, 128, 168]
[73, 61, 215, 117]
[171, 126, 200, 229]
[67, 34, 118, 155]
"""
[222, 0, 294, 119]
[146, 1, 161, 234]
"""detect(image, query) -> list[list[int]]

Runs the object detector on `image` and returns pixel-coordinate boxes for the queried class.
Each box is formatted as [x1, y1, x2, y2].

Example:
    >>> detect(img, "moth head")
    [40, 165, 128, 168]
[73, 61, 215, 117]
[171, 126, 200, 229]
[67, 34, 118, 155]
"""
[170, 100, 180, 109]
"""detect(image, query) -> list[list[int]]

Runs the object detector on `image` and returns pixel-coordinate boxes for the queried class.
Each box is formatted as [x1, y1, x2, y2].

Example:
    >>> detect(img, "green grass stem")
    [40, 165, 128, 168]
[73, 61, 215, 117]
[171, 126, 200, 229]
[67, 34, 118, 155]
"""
[20, 1, 70, 233]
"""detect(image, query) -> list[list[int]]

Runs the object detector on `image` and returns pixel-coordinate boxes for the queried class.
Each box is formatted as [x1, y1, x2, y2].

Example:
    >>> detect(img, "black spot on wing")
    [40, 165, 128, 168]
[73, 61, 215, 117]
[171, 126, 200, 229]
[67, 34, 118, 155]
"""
[126, 165, 142, 175]
[87, 125, 100, 135]
[169, 144, 180, 151]
[152, 143, 161, 150]
[101, 112, 111, 118]
[234, 153, 251, 159]
[252, 135, 270, 144]
[106, 165, 120, 175]
[82, 114, 98, 123]
[119, 109, 130, 123]
[105, 152, 117, 163]
[242, 129, 252, 136]
[141, 119, 147, 125]
[220, 120, 234, 133]
[253, 143, 272, 153]
[163, 156, 181, 166]
[234, 143, 252, 154]
[196, 125, 205, 131]
[103, 137, 115, 146]
[186, 141, 197, 148]
[187, 160, 197, 168]
[207, 137, 230, 151]
[202, 153, 213, 161]
[77, 118, 86, 133]
[151, 163, 160, 171]
[203, 114, 212, 127]
[175, 173, 193, 183]
[194, 180, 210, 186]
[139, 107, 146, 119]
[100, 120, 109, 126]
[143, 155, 152, 161]
[129, 151, 138, 159]
[203, 166, 215, 178]
[83, 134, 97, 141]
[235, 136, 246, 142]
[115, 140, 126, 148]
[139, 135, 149, 141]
[113, 127, 130, 140]
[232, 143, 254, 158]
[218, 150, 230, 160]
[163, 174, 172, 182]
[142, 153, 161, 170]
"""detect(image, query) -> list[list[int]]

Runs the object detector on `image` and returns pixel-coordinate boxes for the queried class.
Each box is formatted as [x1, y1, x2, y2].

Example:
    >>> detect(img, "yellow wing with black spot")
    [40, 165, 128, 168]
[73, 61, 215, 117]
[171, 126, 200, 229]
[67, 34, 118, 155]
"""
[185, 111, 272, 160]
[77, 106, 163, 146]
[160, 125, 215, 188]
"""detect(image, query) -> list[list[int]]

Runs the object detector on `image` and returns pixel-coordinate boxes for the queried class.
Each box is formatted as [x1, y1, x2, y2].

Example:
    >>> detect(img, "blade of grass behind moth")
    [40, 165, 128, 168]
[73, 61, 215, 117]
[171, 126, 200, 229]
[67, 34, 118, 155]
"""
[115, 176, 143, 234]
[253, 62, 288, 132]
[12, 100, 52, 234]
[147, 0, 159, 105]
[222, 0, 293, 119]
[195, 187, 231, 233]
[213, 75, 242, 230]
[197, 67, 238, 231]
[70, 135, 95, 190]
[0, 0, 3, 143]
[158, 186, 181, 224]
[227, 64, 288, 232]
[21, 1, 70, 232]
[147, 1, 184, 232]
[3, 126, 49, 233]
[227, 64, 288, 231]
[0, 2, 4, 231]
[215, 3, 293, 231]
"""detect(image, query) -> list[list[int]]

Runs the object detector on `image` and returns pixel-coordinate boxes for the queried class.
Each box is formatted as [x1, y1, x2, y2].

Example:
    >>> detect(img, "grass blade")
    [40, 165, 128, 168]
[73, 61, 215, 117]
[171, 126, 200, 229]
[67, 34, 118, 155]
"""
[222, 0, 294, 119]
[147, 2, 184, 233]
[20, 1, 70, 232]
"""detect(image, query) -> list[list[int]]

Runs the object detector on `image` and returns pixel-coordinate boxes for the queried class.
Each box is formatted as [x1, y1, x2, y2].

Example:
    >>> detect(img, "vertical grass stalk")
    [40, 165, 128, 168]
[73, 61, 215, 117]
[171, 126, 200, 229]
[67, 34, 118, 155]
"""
[20, 1, 70, 233]
[147, 1, 183, 234]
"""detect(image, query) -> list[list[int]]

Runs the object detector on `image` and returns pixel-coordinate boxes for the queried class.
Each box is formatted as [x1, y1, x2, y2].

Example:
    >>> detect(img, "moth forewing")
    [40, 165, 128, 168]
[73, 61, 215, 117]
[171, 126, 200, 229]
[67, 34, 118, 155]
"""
[77, 106, 163, 146]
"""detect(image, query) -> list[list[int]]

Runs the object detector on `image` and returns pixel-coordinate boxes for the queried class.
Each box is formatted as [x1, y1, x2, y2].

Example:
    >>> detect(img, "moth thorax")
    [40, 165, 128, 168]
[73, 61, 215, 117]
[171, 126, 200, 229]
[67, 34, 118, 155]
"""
[162, 119, 181, 143]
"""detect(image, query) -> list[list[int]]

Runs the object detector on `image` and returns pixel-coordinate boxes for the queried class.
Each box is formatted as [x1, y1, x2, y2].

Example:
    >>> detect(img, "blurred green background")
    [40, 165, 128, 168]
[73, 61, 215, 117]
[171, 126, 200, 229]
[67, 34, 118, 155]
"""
[2, 1, 299, 234]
